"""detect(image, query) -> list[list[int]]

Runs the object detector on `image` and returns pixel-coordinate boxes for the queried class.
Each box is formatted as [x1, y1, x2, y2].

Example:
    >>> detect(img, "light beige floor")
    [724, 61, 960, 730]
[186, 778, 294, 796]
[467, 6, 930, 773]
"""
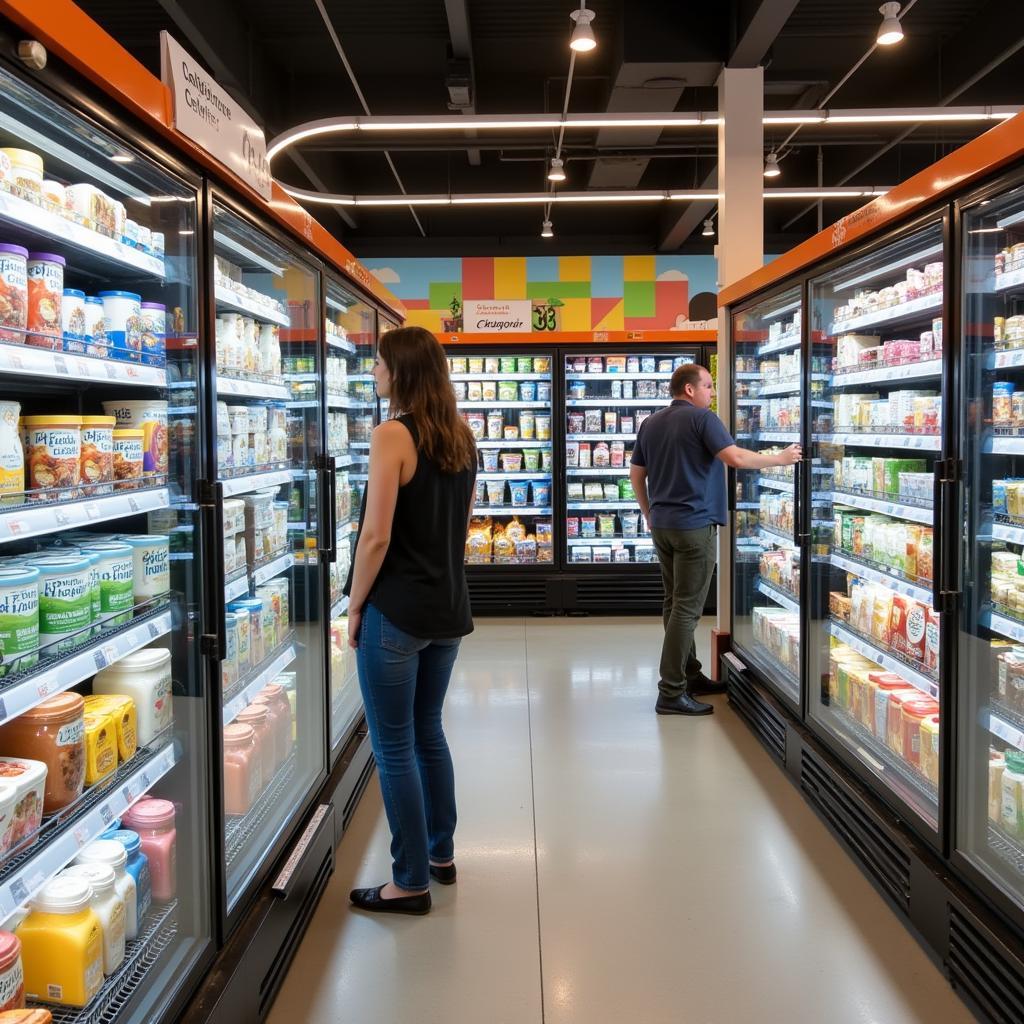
[268, 618, 976, 1024]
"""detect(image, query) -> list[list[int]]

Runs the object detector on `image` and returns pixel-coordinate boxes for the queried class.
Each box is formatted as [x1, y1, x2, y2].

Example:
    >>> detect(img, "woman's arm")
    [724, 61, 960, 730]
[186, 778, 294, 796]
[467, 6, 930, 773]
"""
[347, 421, 412, 647]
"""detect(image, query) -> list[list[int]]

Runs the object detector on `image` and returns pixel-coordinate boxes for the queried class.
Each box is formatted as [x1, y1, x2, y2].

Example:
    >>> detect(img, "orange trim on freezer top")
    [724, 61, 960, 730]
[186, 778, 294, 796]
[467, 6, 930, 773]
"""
[0, 0, 404, 320]
[719, 109, 1024, 309]
[437, 330, 717, 346]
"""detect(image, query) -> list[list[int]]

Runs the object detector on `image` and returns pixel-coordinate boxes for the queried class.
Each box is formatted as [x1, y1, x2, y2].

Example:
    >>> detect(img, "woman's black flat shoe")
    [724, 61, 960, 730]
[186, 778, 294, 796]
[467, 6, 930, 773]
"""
[429, 863, 457, 885]
[349, 884, 431, 915]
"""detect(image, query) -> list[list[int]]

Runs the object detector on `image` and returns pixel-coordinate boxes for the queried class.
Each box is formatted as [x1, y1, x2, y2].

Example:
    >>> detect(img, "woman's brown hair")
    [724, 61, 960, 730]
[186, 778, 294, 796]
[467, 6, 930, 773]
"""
[378, 326, 476, 473]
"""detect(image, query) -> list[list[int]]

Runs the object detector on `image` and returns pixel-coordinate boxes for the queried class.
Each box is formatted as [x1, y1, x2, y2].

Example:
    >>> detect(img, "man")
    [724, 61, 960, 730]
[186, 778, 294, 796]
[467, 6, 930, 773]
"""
[630, 364, 801, 716]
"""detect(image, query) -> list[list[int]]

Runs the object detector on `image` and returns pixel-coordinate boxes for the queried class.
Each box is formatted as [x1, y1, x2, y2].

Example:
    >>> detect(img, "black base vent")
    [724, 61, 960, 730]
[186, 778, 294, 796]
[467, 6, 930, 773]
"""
[800, 748, 912, 913]
[948, 907, 1024, 1024]
[568, 573, 663, 613]
[468, 576, 554, 613]
[726, 671, 785, 763]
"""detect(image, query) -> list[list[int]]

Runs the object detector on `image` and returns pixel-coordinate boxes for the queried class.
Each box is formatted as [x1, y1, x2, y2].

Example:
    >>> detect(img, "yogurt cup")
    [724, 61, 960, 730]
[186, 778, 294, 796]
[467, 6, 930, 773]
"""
[98, 290, 143, 361]
[117, 535, 170, 604]
[0, 565, 39, 676]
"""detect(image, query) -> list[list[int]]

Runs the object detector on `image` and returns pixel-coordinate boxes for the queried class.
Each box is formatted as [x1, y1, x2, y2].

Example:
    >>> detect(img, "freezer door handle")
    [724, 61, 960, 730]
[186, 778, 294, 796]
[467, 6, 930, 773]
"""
[199, 480, 227, 661]
[315, 455, 337, 558]
[326, 455, 339, 563]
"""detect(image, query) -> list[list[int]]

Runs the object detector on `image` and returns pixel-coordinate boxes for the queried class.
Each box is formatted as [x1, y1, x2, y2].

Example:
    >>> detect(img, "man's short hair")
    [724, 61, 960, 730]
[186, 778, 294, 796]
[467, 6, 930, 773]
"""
[670, 363, 705, 397]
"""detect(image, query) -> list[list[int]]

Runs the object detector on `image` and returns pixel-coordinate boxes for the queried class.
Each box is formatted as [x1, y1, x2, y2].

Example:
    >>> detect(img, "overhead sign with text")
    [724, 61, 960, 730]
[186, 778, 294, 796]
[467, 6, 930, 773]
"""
[160, 32, 272, 201]
[463, 300, 533, 333]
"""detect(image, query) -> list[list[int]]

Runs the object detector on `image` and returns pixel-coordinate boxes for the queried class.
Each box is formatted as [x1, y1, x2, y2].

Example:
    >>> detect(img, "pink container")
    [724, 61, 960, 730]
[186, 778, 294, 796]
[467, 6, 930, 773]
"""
[236, 705, 274, 785]
[122, 797, 176, 901]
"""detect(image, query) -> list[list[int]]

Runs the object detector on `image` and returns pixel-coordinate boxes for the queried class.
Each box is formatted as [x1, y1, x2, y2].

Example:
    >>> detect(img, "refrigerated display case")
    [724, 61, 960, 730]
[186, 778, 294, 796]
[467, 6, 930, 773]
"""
[323, 277, 376, 761]
[808, 220, 947, 837]
[208, 200, 326, 925]
[0, 63, 212, 1020]
[451, 349, 555, 571]
[730, 288, 806, 710]
[563, 346, 704, 568]
[958, 178, 1024, 914]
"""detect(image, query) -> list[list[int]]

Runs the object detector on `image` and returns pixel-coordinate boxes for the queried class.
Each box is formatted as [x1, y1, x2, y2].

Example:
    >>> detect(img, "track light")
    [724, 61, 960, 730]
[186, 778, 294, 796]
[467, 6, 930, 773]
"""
[876, 3, 904, 46]
[763, 152, 781, 178]
[541, 219, 554, 238]
[702, 218, 715, 237]
[548, 157, 567, 182]
[569, 7, 597, 53]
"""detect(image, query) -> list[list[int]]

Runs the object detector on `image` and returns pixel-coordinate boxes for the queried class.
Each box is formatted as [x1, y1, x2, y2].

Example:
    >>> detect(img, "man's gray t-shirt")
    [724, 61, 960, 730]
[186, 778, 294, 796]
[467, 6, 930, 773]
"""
[630, 399, 735, 530]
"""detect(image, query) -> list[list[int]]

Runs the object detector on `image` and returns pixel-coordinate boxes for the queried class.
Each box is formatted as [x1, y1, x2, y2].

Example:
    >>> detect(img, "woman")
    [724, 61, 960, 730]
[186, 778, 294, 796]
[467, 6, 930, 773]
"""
[345, 326, 477, 916]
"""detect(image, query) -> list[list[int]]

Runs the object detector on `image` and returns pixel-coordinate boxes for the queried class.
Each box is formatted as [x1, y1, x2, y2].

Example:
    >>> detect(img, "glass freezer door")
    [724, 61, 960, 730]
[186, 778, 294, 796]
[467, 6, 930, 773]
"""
[451, 350, 554, 567]
[323, 279, 375, 759]
[0, 66, 211, 1020]
[211, 203, 325, 916]
[809, 222, 945, 833]
[563, 349, 697, 566]
[958, 182, 1024, 909]
[730, 288, 804, 707]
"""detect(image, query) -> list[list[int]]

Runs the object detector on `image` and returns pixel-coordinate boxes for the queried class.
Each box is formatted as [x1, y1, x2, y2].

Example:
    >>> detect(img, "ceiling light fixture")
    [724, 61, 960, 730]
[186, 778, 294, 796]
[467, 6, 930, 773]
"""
[764, 152, 781, 178]
[569, 7, 597, 53]
[548, 157, 567, 182]
[111, 154, 134, 164]
[702, 218, 715, 237]
[876, 3, 904, 46]
[541, 219, 554, 238]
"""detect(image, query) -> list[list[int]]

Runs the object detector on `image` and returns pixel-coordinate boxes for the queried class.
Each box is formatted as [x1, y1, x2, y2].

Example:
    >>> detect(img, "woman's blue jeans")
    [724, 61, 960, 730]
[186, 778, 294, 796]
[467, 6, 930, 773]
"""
[356, 602, 461, 890]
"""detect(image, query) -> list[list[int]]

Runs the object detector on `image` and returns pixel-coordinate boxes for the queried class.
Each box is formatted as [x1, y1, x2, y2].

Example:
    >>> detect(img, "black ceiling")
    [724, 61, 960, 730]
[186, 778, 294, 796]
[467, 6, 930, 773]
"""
[73, 0, 1024, 256]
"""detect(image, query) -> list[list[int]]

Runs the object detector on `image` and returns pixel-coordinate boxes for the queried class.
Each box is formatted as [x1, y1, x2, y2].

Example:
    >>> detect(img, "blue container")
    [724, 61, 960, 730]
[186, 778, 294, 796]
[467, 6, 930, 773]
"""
[107, 828, 152, 922]
[98, 290, 143, 362]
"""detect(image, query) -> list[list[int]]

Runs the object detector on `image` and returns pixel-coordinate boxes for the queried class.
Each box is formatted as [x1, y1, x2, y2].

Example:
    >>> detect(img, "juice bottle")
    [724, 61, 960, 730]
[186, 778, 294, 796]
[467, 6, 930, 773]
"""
[61, 864, 125, 976]
[121, 798, 176, 902]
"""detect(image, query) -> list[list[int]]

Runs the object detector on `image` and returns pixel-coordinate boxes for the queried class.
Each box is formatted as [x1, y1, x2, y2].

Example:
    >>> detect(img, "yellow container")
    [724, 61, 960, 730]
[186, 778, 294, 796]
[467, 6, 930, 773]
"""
[84, 695, 137, 762]
[82, 711, 117, 786]
[919, 714, 941, 786]
[18, 876, 103, 1007]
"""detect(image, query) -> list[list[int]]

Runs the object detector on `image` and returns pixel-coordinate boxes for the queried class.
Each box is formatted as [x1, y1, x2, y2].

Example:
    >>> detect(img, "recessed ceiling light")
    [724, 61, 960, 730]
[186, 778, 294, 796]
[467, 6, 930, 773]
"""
[541, 219, 554, 238]
[763, 152, 781, 178]
[569, 7, 597, 53]
[702, 218, 715, 237]
[876, 3, 904, 46]
[548, 157, 567, 182]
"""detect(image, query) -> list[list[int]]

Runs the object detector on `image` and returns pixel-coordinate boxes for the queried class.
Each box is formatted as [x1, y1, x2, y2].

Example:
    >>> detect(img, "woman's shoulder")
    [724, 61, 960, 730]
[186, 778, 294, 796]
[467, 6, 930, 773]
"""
[372, 418, 418, 450]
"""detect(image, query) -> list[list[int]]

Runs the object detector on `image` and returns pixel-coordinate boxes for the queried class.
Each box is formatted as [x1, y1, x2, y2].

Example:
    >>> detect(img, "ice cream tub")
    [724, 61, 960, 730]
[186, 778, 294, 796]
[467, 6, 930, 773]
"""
[498, 381, 518, 402]
[520, 412, 535, 439]
[0, 244, 28, 345]
[537, 382, 552, 402]
[486, 412, 503, 439]
[519, 382, 537, 401]
[0, 566, 38, 677]
[532, 482, 551, 506]
[23, 415, 81, 498]
[536, 415, 551, 441]
[568, 381, 587, 400]
[26, 253, 64, 350]
[500, 453, 523, 472]
[112, 429, 143, 489]
[77, 541, 134, 625]
[486, 481, 505, 506]
[580, 516, 597, 538]
[523, 450, 540, 471]
[102, 399, 168, 477]
[509, 481, 529, 507]
[620, 512, 640, 537]
[117, 535, 170, 603]
[33, 555, 92, 653]
[565, 442, 579, 467]
[98, 291, 142, 361]
[481, 449, 499, 472]
[61, 289, 87, 351]
[500, 357, 517, 374]
[80, 415, 115, 494]
[140, 302, 166, 365]
[0, 148, 42, 195]
[503, 425, 519, 440]
[84, 295, 108, 357]
[466, 381, 482, 402]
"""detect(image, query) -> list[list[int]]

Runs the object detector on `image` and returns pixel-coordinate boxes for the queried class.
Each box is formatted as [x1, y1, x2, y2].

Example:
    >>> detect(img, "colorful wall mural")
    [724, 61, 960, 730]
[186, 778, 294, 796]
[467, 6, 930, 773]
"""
[362, 255, 719, 333]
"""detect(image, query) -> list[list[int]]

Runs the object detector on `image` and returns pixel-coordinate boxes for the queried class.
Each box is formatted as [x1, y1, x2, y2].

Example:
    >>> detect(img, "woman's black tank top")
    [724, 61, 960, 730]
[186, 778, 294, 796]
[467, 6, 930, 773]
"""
[346, 414, 475, 639]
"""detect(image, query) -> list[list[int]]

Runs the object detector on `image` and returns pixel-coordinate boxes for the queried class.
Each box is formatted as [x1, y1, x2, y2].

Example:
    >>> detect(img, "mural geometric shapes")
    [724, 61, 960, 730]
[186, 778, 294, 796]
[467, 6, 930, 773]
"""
[558, 255, 591, 282]
[624, 254, 656, 282]
[689, 292, 718, 320]
[406, 309, 444, 332]
[429, 281, 462, 312]
[462, 257, 495, 300]
[494, 257, 527, 300]
[624, 280, 656, 318]
[593, 298, 624, 332]
[655, 278, 689, 318]
[527, 280, 591, 300]
[557, 297, 591, 331]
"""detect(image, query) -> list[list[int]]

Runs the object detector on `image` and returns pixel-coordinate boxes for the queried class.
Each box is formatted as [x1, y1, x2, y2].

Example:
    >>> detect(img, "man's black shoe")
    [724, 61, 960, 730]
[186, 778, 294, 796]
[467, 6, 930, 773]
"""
[688, 673, 727, 695]
[655, 693, 714, 716]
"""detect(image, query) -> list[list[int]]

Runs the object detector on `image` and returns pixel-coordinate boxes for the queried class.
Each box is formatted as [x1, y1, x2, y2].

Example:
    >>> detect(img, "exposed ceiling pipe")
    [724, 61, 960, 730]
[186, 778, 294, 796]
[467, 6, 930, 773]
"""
[311, 0, 426, 237]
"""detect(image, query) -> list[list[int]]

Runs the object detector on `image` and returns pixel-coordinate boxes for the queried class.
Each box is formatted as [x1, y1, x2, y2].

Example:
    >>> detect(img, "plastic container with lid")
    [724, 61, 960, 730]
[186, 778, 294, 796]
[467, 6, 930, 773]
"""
[223, 612, 239, 691]
[25, 254, 64, 350]
[83, 295, 107, 357]
[92, 646, 172, 746]
[77, 541, 133, 626]
[0, 760, 45, 844]
[223, 723, 262, 815]
[104, 830, 150, 929]
[18, 875, 103, 1007]
[229, 610, 250, 673]
[83, 696, 136, 763]
[899, 698, 938, 768]
[73, 839, 137, 941]
[256, 683, 293, 766]
[61, 289, 87, 352]
[97, 291, 142, 362]
[61, 863, 124, 975]
[102, 401, 168, 478]
[886, 689, 919, 755]
[236, 705, 274, 784]
[120, 798, 175, 901]
[139, 302, 166, 366]
[115, 535, 169, 604]
[0, 245, 27, 345]
[229, 598, 264, 665]
[0, 150, 42, 195]
[81, 711, 116, 787]
[1001, 750, 1024, 839]
[0, 566, 38, 677]
[872, 678, 913, 740]
[79, 416, 115, 496]
[0, 694, 84, 814]
[21, 416, 81, 500]
[0, 782, 18, 858]
[111, 428, 143, 489]
[0, 403, 23, 507]
[29, 555, 92, 654]
[0, 931, 24, 1011]
[919, 714, 941, 786]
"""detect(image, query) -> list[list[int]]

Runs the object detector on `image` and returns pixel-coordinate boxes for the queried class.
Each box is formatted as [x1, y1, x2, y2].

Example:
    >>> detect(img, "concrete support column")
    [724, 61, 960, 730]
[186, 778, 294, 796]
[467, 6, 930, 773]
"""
[715, 66, 764, 646]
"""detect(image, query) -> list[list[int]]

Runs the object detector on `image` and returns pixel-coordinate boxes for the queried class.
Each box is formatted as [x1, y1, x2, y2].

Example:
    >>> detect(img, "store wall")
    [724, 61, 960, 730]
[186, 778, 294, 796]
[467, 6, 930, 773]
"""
[362, 255, 719, 333]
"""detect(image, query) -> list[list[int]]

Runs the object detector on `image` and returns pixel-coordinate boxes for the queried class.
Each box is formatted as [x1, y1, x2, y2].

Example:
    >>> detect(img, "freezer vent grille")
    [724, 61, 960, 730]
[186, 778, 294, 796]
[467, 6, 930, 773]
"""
[800, 749, 911, 912]
[258, 844, 334, 1019]
[726, 671, 785, 762]
[948, 907, 1024, 1024]
[571, 574, 663, 613]
[468, 577, 552, 613]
